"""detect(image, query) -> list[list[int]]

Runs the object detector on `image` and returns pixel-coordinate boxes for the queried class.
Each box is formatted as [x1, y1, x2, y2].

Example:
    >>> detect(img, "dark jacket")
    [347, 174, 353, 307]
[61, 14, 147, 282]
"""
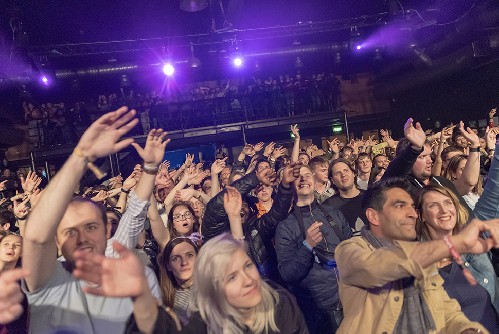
[127, 287, 309, 334]
[202, 172, 293, 282]
[382, 144, 472, 214]
[274, 201, 352, 312]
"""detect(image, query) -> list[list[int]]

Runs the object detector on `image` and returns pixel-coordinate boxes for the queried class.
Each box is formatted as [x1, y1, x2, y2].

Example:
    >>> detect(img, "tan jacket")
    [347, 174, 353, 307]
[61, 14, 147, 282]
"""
[335, 236, 488, 334]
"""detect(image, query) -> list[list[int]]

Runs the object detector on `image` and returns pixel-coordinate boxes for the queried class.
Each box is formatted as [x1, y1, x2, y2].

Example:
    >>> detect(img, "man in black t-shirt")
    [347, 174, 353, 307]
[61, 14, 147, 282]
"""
[324, 158, 367, 233]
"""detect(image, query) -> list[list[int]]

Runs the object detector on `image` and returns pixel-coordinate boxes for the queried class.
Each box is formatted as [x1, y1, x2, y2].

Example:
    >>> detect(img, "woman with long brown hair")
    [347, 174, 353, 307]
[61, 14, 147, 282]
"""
[157, 236, 199, 325]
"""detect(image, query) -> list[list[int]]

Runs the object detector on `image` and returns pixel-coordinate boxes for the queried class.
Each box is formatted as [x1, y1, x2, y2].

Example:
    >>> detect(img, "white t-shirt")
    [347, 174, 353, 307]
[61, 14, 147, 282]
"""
[22, 261, 161, 334]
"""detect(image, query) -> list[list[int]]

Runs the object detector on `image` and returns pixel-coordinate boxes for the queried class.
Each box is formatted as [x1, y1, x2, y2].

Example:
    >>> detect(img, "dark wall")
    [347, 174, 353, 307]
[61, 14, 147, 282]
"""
[388, 62, 499, 138]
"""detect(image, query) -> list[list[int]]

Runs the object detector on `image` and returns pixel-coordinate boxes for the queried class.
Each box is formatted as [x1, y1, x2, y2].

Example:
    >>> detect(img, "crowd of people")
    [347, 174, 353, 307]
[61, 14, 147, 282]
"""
[22, 72, 341, 147]
[1, 104, 499, 333]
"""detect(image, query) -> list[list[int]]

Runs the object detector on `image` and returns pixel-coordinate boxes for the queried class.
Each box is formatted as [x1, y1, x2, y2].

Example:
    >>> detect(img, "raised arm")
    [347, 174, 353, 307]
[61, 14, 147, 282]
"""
[223, 186, 244, 239]
[148, 195, 170, 251]
[290, 124, 300, 163]
[337, 218, 499, 288]
[108, 129, 170, 255]
[431, 126, 453, 176]
[383, 118, 426, 179]
[23, 106, 138, 292]
[452, 122, 480, 195]
[210, 158, 226, 198]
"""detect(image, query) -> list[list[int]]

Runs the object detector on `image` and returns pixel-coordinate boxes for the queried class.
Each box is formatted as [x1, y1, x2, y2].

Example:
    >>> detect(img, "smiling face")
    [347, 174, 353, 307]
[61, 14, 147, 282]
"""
[420, 191, 457, 238]
[0, 235, 22, 265]
[293, 166, 315, 198]
[167, 241, 197, 286]
[369, 188, 418, 242]
[56, 201, 107, 263]
[223, 248, 262, 311]
[172, 205, 195, 236]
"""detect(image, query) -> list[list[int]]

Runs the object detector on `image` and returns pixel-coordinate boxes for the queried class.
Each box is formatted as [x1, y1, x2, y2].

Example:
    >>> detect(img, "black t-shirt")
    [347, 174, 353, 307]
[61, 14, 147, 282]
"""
[324, 190, 367, 231]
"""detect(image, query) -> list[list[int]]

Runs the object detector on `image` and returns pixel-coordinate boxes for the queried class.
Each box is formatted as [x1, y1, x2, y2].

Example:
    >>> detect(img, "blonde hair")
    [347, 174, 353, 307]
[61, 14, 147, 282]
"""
[416, 185, 469, 241]
[190, 233, 279, 334]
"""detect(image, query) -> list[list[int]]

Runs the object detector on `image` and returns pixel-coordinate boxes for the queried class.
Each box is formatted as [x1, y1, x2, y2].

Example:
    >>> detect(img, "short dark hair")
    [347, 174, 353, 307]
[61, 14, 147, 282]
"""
[362, 177, 413, 212]
[309, 156, 328, 169]
[441, 146, 462, 162]
[68, 196, 107, 229]
[355, 152, 372, 167]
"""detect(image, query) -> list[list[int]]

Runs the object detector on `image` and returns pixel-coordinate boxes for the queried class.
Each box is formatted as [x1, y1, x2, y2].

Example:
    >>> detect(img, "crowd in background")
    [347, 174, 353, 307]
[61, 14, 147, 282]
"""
[1, 105, 499, 333]
[21, 72, 342, 147]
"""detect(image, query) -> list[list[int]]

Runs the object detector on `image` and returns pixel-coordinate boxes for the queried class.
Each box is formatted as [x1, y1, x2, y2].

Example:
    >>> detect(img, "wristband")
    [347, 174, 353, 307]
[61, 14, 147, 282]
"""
[303, 240, 313, 251]
[73, 148, 107, 180]
[120, 188, 130, 194]
[442, 236, 477, 285]
[488, 148, 495, 153]
[142, 164, 159, 175]
[468, 147, 480, 153]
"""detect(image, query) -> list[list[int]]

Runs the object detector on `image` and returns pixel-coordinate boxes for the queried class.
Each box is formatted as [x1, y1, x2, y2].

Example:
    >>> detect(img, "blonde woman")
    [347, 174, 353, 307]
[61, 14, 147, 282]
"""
[73, 234, 309, 334]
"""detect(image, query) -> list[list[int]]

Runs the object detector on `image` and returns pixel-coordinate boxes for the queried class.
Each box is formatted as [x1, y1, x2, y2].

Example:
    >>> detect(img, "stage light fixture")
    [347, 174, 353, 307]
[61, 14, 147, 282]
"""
[163, 63, 175, 76]
[233, 57, 243, 67]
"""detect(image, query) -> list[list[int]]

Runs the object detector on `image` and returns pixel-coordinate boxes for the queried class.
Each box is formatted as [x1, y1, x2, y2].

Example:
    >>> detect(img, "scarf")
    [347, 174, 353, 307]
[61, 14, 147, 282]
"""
[361, 227, 436, 334]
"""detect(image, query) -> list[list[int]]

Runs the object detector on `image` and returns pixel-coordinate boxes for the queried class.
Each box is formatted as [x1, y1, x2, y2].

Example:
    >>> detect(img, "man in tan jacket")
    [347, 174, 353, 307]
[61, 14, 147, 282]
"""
[335, 177, 495, 334]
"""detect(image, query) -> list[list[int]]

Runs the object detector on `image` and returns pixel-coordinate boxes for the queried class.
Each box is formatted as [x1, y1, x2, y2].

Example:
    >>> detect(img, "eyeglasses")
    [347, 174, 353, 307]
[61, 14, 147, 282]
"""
[173, 211, 193, 222]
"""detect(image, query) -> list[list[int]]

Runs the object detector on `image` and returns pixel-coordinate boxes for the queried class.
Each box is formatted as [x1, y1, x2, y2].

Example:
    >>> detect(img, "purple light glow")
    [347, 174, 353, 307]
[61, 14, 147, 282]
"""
[162, 63, 175, 76]
[356, 45, 362, 50]
[233, 57, 243, 67]
[41, 76, 48, 84]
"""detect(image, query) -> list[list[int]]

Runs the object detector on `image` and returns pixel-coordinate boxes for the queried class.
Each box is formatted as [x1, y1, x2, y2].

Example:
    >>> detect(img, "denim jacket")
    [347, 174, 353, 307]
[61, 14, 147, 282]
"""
[462, 252, 499, 312]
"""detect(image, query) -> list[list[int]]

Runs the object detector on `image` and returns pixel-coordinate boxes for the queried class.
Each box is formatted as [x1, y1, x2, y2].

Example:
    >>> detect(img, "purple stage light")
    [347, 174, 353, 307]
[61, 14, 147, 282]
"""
[233, 57, 243, 67]
[356, 45, 362, 50]
[41, 76, 48, 83]
[162, 63, 175, 76]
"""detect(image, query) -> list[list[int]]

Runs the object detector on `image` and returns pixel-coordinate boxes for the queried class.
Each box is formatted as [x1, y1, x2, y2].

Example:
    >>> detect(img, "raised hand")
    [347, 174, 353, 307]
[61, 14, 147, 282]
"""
[440, 125, 455, 142]
[271, 146, 287, 160]
[281, 163, 301, 188]
[211, 157, 228, 175]
[306, 145, 318, 157]
[242, 144, 256, 157]
[73, 242, 146, 298]
[76, 106, 139, 162]
[0, 269, 27, 324]
[182, 166, 199, 182]
[489, 108, 496, 119]
[20, 171, 41, 193]
[223, 186, 242, 218]
[0, 180, 7, 191]
[254, 142, 265, 153]
[485, 127, 499, 150]
[291, 124, 300, 140]
[263, 142, 275, 157]
[404, 118, 426, 149]
[188, 170, 210, 186]
[184, 153, 194, 169]
[257, 168, 277, 186]
[458, 121, 479, 148]
[454, 218, 499, 255]
[131, 129, 170, 167]
[327, 138, 340, 154]
[123, 170, 139, 191]
[175, 188, 198, 202]
[13, 197, 30, 220]
[91, 190, 108, 203]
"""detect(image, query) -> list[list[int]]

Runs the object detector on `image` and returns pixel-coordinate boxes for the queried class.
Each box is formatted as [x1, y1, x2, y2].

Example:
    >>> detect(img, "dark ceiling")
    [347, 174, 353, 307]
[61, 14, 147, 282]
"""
[0, 0, 498, 148]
